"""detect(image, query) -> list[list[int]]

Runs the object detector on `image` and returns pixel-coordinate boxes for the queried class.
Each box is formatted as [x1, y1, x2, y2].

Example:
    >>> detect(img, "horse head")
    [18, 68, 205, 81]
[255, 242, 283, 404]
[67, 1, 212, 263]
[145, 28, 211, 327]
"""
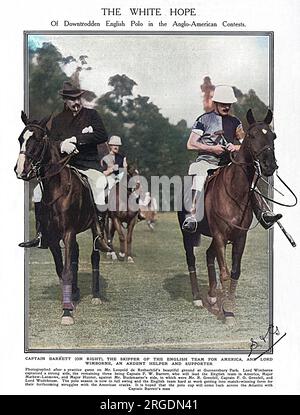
[125, 162, 141, 192]
[246, 109, 278, 176]
[14, 111, 51, 181]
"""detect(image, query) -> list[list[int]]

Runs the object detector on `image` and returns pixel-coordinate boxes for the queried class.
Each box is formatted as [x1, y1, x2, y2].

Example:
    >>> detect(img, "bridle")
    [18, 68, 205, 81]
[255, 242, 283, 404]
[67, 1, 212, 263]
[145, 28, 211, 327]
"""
[19, 124, 49, 177]
[211, 123, 297, 231]
[20, 124, 73, 181]
[229, 123, 275, 172]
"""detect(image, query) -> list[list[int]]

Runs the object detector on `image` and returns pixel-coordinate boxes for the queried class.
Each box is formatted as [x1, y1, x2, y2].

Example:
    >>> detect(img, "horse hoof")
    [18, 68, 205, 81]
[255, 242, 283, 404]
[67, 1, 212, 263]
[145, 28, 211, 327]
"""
[111, 252, 118, 261]
[224, 316, 236, 327]
[118, 252, 125, 261]
[193, 299, 203, 308]
[61, 315, 74, 326]
[106, 252, 112, 258]
[207, 295, 217, 306]
[127, 256, 134, 263]
[91, 297, 102, 305]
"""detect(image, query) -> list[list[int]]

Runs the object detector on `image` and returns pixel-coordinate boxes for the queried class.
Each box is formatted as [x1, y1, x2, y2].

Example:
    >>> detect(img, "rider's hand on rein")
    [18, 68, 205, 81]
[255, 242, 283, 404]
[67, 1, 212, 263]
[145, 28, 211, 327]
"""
[60, 136, 79, 155]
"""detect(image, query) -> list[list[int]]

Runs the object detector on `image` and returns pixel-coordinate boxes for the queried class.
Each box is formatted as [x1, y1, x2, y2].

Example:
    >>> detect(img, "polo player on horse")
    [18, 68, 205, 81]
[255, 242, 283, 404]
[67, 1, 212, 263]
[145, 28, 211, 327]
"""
[182, 84, 282, 235]
[19, 81, 110, 251]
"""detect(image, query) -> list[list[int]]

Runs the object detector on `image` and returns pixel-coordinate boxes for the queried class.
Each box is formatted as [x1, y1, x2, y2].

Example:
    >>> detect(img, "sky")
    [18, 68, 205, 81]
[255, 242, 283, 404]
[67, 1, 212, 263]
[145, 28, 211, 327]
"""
[29, 34, 270, 126]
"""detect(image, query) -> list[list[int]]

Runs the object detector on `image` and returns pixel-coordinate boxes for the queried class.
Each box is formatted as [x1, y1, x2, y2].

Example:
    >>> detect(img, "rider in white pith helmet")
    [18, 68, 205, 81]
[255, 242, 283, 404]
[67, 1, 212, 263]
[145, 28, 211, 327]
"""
[101, 135, 127, 189]
[182, 84, 282, 234]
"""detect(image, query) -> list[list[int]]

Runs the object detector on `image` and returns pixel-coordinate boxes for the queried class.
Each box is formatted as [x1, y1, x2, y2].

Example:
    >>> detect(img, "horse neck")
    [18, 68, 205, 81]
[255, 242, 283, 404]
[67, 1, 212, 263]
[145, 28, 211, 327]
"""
[41, 139, 69, 187]
[233, 136, 256, 184]
[228, 137, 255, 197]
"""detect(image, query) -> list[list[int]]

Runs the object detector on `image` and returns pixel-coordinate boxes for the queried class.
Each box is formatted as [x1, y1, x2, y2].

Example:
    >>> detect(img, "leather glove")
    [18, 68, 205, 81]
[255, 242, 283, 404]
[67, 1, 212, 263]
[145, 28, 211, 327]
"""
[60, 136, 79, 154]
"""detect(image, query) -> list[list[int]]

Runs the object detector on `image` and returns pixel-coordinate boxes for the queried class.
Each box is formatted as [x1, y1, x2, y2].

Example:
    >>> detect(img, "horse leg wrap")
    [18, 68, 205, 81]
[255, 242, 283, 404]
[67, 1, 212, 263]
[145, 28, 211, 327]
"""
[221, 280, 235, 317]
[229, 278, 238, 300]
[62, 284, 73, 310]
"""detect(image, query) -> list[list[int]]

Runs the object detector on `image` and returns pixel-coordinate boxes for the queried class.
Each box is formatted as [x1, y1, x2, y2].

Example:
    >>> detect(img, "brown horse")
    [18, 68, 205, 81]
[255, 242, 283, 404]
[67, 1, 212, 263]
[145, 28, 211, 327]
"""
[106, 166, 141, 263]
[178, 109, 278, 325]
[15, 112, 110, 325]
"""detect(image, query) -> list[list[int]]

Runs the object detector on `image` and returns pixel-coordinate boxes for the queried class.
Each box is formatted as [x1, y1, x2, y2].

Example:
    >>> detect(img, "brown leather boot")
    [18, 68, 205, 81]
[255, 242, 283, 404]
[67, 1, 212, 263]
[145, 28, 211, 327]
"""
[94, 211, 111, 252]
[250, 192, 282, 229]
[19, 202, 48, 249]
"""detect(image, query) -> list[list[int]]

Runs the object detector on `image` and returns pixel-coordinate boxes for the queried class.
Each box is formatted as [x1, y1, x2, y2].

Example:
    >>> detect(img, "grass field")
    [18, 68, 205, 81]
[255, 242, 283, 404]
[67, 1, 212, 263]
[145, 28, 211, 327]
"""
[27, 212, 271, 352]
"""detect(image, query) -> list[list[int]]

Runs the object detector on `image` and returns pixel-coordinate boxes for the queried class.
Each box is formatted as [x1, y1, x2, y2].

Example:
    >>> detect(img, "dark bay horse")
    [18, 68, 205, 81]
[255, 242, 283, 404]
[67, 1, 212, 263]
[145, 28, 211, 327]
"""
[178, 109, 278, 325]
[106, 166, 141, 263]
[15, 112, 110, 325]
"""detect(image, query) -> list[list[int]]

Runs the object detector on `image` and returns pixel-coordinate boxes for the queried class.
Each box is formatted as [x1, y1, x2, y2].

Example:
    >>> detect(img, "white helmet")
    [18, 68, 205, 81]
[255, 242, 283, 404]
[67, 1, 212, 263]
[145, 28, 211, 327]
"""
[108, 135, 122, 146]
[212, 85, 237, 104]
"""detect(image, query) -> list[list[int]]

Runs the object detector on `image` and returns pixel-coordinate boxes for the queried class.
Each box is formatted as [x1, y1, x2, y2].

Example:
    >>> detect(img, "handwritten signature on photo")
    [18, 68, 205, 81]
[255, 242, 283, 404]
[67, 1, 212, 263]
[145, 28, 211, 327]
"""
[248, 324, 286, 360]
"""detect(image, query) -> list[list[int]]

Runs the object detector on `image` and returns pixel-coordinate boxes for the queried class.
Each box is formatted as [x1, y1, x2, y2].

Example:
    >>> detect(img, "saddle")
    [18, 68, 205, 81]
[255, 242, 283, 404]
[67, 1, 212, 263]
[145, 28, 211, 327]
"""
[68, 165, 97, 205]
[204, 166, 224, 190]
[68, 165, 90, 188]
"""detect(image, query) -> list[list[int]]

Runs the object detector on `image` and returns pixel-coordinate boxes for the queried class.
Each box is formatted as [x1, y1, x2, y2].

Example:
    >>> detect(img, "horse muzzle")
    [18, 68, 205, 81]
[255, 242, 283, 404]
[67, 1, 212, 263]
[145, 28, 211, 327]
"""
[14, 165, 35, 181]
[261, 163, 278, 177]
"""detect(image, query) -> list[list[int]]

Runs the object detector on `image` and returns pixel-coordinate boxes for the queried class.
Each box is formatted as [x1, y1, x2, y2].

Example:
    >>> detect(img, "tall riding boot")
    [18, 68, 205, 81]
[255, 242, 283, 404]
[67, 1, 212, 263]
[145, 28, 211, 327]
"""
[182, 189, 198, 233]
[94, 210, 111, 252]
[19, 202, 48, 249]
[250, 192, 282, 230]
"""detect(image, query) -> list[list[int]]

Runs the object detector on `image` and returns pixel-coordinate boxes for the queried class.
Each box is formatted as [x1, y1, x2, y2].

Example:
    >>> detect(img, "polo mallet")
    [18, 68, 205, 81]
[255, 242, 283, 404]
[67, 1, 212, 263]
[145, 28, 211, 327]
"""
[276, 220, 296, 247]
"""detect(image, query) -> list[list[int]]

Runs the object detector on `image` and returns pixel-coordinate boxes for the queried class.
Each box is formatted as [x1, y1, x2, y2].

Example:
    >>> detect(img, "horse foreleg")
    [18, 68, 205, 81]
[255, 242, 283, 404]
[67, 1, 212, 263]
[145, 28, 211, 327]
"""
[91, 250, 102, 305]
[206, 241, 218, 306]
[71, 241, 80, 303]
[48, 239, 63, 280]
[214, 235, 235, 325]
[230, 233, 247, 300]
[61, 231, 76, 325]
[126, 217, 137, 263]
[106, 217, 118, 261]
[183, 236, 202, 307]
[113, 217, 126, 261]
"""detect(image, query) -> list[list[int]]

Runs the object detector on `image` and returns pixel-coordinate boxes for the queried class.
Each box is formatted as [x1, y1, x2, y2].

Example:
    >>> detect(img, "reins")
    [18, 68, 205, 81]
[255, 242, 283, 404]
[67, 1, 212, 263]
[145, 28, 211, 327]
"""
[253, 171, 298, 208]
[209, 124, 297, 231]
[22, 125, 76, 206]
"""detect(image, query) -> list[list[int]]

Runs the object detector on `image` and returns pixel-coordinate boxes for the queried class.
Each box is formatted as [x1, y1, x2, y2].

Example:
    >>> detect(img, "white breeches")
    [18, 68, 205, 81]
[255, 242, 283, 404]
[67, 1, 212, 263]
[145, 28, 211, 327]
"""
[33, 184, 42, 202]
[77, 169, 107, 206]
[188, 160, 219, 191]
[33, 169, 108, 206]
[106, 172, 125, 191]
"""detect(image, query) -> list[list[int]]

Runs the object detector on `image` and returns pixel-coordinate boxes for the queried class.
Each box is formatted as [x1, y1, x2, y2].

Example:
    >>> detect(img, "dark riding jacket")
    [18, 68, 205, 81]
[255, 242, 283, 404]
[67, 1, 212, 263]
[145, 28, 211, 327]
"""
[49, 107, 108, 171]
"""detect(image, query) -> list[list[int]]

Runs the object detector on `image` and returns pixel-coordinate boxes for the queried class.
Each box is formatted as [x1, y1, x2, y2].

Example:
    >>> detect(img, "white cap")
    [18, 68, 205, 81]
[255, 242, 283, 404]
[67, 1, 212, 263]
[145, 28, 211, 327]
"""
[212, 85, 237, 104]
[108, 135, 122, 146]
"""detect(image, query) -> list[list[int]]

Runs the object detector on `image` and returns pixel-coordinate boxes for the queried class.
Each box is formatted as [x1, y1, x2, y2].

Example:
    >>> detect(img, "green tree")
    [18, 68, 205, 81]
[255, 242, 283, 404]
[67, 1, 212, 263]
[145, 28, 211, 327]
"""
[95, 75, 190, 180]
[232, 87, 268, 128]
[29, 42, 68, 119]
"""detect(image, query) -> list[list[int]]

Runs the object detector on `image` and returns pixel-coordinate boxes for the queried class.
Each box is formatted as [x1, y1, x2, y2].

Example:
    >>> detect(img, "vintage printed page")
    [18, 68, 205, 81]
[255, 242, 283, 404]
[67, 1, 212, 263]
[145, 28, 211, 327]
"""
[0, 0, 299, 398]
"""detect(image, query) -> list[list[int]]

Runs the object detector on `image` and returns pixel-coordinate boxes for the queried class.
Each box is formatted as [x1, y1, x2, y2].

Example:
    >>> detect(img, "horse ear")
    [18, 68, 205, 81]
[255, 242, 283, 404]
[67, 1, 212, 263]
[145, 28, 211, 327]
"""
[246, 109, 255, 125]
[21, 110, 28, 125]
[264, 109, 273, 125]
